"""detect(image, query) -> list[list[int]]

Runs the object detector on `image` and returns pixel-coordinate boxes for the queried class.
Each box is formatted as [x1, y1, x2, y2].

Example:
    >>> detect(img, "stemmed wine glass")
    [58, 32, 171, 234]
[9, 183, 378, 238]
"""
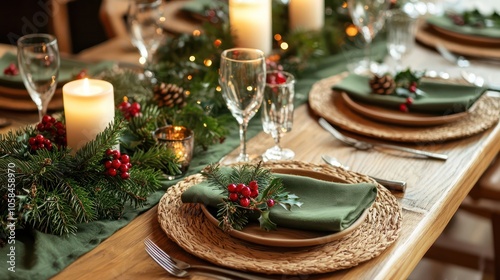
[261, 71, 295, 161]
[17, 34, 60, 121]
[219, 48, 266, 163]
[347, 0, 391, 74]
[386, 10, 417, 72]
[127, 0, 166, 83]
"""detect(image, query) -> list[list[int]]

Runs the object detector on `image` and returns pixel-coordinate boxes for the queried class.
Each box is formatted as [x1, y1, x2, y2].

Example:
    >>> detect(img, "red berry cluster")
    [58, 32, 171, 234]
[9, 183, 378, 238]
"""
[74, 69, 88, 79]
[28, 134, 53, 151]
[4, 63, 19, 76]
[103, 149, 132, 180]
[118, 100, 141, 120]
[226, 181, 276, 208]
[399, 97, 414, 112]
[408, 81, 418, 93]
[36, 115, 67, 147]
[266, 72, 287, 85]
[227, 181, 259, 207]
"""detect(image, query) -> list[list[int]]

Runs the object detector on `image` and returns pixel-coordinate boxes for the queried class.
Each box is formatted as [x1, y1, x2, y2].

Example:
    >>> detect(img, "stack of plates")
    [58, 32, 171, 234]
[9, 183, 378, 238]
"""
[0, 52, 114, 111]
[416, 14, 500, 59]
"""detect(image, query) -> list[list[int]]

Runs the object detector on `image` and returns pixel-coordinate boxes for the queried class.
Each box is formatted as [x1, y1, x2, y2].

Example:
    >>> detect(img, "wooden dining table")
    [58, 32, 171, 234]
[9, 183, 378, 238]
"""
[2, 11, 500, 280]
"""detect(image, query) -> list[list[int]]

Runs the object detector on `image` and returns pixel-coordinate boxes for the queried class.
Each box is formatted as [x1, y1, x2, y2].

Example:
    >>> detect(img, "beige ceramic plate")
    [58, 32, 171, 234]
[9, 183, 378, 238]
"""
[429, 24, 500, 45]
[200, 168, 370, 247]
[340, 92, 468, 126]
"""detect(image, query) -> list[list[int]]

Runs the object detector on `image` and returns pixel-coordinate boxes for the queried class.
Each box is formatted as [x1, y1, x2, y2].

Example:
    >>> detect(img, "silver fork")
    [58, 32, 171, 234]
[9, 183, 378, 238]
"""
[144, 239, 270, 280]
[145, 241, 231, 279]
[318, 118, 448, 160]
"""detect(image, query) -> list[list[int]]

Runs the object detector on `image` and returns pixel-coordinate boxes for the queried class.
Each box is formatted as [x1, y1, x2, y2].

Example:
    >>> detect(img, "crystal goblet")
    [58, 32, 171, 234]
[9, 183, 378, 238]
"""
[127, 0, 166, 83]
[219, 48, 266, 163]
[17, 33, 60, 121]
[347, 0, 391, 74]
[261, 71, 295, 161]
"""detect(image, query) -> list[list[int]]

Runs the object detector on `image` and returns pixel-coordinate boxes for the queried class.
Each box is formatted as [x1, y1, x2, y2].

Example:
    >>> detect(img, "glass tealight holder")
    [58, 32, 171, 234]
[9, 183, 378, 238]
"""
[153, 125, 194, 179]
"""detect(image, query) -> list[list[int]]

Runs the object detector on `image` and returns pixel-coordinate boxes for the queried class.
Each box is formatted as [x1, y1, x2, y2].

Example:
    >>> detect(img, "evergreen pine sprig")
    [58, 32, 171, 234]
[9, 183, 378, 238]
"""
[0, 116, 165, 238]
[201, 162, 302, 231]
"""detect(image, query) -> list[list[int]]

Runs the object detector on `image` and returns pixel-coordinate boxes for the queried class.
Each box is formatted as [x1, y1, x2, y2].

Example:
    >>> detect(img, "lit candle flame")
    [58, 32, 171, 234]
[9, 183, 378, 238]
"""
[83, 78, 90, 95]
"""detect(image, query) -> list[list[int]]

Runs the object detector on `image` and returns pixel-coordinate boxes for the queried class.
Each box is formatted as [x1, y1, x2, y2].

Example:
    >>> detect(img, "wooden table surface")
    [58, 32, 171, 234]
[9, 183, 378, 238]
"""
[2, 15, 500, 279]
[51, 98, 500, 280]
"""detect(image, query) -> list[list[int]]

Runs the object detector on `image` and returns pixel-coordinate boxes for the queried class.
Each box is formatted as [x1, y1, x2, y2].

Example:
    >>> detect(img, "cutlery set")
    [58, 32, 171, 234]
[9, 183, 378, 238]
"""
[436, 43, 500, 91]
[318, 118, 448, 161]
[321, 155, 406, 192]
[144, 238, 266, 279]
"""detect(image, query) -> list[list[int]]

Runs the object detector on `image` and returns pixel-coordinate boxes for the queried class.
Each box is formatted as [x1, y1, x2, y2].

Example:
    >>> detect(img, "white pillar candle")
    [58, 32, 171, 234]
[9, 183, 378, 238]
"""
[63, 78, 115, 151]
[289, 0, 324, 31]
[229, 0, 272, 55]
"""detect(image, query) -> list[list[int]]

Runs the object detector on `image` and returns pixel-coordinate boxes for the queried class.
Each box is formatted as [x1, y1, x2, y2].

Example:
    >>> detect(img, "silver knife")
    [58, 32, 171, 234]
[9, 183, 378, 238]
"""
[318, 118, 448, 161]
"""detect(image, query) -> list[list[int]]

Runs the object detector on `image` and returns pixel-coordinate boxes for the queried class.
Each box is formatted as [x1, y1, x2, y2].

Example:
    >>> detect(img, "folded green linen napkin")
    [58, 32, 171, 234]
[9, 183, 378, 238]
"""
[427, 15, 500, 38]
[181, 169, 377, 232]
[0, 52, 114, 89]
[333, 73, 487, 114]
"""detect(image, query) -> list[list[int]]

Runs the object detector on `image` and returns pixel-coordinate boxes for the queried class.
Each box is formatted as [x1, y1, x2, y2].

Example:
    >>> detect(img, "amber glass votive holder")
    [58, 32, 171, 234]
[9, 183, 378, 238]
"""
[153, 125, 194, 179]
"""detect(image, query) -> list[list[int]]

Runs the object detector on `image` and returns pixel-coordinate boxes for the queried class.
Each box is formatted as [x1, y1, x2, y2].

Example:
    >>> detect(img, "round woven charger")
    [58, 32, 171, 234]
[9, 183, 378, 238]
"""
[158, 161, 402, 275]
[309, 72, 500, 143]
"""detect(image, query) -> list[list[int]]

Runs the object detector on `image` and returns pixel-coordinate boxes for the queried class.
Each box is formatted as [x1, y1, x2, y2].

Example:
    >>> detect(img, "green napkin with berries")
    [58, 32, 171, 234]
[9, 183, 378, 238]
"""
[181, 168, 377, 232]
[427, 15, 500, 39]
[333, 73, 487, 114]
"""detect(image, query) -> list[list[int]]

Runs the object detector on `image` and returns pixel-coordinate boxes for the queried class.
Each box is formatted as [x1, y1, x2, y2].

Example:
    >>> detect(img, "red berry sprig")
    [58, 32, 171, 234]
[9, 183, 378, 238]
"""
[118, 98, 141, 120]
[266, 72, 287, 85]
[3, 63, 19, 76]
[74, 69, 88, 79]
[399, 97, 414, 113]
[103, 148, 132, 180]
[226, 180, 276, 208]
[28, 134, 53, 151]
[35, 115, 67, 147]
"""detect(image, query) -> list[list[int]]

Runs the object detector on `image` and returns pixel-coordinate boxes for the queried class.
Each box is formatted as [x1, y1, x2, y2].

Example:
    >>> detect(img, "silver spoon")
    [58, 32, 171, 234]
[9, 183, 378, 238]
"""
[322, 155, 406, 192]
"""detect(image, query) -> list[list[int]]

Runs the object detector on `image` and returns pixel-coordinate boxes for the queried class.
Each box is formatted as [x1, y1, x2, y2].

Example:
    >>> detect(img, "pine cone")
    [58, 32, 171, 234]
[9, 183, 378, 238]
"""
[369, 74, 396, 95]
[153, 83, 187, 108]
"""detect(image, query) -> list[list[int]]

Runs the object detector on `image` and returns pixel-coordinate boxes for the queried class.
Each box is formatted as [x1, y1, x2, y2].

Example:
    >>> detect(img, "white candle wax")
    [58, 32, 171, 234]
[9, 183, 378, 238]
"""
[229, 0, 272, 55]
[289, 0, 324, 31]
[63, 78, 115, 151]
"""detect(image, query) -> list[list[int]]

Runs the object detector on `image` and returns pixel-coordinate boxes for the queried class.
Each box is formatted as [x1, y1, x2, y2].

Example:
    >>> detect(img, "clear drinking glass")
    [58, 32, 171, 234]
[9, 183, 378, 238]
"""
[17, 34, 60, 121]
[261, 71, 295, 161]
[219, 48, 266, 163]
[127, 0, 165, 83]
[386, 10, 417, 71]
[347, 0, 391, 74]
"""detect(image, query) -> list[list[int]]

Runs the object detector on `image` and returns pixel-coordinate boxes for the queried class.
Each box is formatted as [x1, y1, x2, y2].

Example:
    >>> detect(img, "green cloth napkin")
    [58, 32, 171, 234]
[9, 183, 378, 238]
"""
[0, 52, 115, 89]
[427, 15, 500, 38]
[181, 168, 378, 232]
[333, 73, 487, 114]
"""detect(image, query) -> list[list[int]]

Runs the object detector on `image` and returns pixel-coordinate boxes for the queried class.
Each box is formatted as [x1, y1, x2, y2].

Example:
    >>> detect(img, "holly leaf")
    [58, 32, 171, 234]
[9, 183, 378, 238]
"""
[258, 210, 277, 231]
[277, 193, 303, 211]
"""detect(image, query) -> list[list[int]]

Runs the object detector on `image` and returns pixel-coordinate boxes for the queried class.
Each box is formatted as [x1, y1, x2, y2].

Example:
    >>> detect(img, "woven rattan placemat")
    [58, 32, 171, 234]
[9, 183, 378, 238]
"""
[309, 72, 500, 143]
[158, 161, 402, 275]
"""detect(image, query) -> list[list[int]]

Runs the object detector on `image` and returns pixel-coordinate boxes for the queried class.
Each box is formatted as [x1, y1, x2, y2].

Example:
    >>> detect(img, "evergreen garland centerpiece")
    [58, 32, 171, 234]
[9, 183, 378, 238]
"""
[0, 0, 354, 240]
[201, 162, 302, 231]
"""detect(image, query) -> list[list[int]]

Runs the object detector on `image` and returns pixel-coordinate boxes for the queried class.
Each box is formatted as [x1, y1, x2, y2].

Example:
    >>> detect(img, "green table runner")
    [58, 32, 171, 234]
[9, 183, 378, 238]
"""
[0, 43, 387, 280]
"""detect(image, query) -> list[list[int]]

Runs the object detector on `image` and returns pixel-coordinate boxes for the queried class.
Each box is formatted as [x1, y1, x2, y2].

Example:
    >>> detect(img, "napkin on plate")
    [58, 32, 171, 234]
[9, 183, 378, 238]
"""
[426, 15, 500, 38]
[181, 168, 378, 232]
[333, 73, 487, 114]
[0, 52, 114, 89]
